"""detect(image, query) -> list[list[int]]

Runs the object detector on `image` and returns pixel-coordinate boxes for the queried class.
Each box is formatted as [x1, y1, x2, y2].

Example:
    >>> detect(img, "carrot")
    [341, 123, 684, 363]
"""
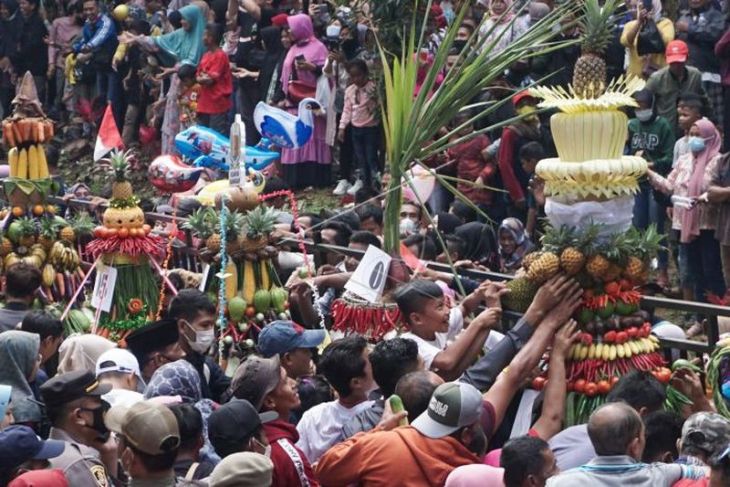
[2, 122, 13, 147]
[36, 122, 44, 143]
[31, 121, 39, 143]
[20, 120, 31, 142]
[55, 272, 65, 298]
[12, 122, 22, 144]
[45, 121, 54, 139]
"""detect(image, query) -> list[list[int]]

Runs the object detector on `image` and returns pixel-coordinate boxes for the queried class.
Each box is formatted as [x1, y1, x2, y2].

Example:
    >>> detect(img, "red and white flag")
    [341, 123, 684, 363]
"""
[94, 104, 123, 161]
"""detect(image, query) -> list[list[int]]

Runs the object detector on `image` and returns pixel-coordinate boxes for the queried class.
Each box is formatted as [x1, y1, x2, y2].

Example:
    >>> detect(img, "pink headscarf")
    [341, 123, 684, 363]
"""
[681, 118, 721, 243]
[445, 464, 505, 486]
[280, 14, 328, 95]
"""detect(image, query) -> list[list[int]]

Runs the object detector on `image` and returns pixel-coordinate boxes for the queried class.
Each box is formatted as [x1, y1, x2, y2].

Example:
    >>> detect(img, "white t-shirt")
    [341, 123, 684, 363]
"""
[400, 307, 505, 371]
[296, 399, 375, 463]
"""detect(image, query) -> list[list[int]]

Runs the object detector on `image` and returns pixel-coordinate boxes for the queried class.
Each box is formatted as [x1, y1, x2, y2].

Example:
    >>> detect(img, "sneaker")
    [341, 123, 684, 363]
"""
[347, 179, 364, 195]
[333, 179, 350, 196]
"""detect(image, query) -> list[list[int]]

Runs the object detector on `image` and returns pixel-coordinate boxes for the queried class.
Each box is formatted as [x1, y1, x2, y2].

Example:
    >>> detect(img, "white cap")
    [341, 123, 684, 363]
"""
[96, 349, 142, 381]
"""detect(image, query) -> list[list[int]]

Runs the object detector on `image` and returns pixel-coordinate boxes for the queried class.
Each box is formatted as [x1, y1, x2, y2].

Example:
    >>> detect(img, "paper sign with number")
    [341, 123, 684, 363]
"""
[228, 114, 246, 187]
[199, 263, 211, 292]
[345, 245, 392, 303]
[91, 265, 118, 312]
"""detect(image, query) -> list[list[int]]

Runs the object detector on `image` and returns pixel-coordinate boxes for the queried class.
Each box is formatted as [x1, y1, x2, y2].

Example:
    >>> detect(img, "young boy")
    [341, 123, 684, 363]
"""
[177, 64, 200, 130]
[519, 141, 545, 237]
[396, 279, 505, 381]
[196, 23, 232, 135]
[674, 93, 704, 167]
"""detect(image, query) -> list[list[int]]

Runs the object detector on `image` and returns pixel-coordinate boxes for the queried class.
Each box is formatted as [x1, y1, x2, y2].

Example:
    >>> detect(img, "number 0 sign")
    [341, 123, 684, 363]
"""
[345, 246, 392, 303]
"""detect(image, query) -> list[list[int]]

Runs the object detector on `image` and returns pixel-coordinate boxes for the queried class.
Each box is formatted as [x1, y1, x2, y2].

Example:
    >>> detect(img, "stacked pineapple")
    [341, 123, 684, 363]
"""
[184, 204, 287, 352]
[517, 0, 669, 423]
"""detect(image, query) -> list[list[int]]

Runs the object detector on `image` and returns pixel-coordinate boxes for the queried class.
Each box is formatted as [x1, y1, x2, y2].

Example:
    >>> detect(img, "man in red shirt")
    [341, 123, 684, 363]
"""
[196, 23, 232, 135]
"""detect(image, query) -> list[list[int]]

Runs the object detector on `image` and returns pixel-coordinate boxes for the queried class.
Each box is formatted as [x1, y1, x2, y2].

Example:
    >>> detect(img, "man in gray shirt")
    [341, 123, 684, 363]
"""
[547, 402, 706, 486]
[0, 263, 41, 332]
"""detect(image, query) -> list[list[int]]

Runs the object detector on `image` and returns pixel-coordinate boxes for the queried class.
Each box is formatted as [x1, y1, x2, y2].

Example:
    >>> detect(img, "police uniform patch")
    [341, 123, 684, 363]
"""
[90, 465, 109, 487]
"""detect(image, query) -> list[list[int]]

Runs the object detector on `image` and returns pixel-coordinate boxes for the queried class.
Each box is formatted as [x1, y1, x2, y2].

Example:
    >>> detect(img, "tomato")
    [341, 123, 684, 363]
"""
[245, 306, 256, 318]
[597, 380, 611, 395]
[585, 382, 598, 397]
[573, 379, 587, 394]
[610, 376, 620, 386]
[106, 228, 118, 237]
[531, 376, 546, 391]
[131, 228, 142, 238]
[603, 330, 617, 343]
[605, 282, 620, 297]
[655, 367, 672, 384]
[118, 228, 130, 239]
[616, 331, 628, 344]
[94, 226, 105, 238]
[627, 327, 638, 339]
[142, 224, 152, 234]
[581, 333, 593, 346]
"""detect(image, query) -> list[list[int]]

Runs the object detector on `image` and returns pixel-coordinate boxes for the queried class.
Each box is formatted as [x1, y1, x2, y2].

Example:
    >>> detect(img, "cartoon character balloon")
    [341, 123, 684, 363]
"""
[174, 125, 279, 173]
[148, 155, 204, 193]
[253, 98, 323, 149]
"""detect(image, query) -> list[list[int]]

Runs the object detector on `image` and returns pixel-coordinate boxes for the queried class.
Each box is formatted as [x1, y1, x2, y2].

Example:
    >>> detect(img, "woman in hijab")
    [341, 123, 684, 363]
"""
[0, 331, 41, 428]
[649, 118, 726, 310]
[497, 217, 535, 274]
[454, 221, 499, 269]
[144, 360, 219, 463]
[57, 334, 116, 375]
[258, 26, 286, 104]
[279, 14, 331, 189]
[477, 0, 527, 58]
[120, 3, 207, 153]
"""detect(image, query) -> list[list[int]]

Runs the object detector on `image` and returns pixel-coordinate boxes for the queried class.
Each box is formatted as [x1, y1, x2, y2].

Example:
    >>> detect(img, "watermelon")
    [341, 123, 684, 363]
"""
[253, 289, 271, 313]
[228, 296, 247, 322]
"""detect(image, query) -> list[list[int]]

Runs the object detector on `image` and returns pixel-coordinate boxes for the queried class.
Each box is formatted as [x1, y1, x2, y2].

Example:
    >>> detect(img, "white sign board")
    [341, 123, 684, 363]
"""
[198, 263, 211, 292]
[91, 264, 117, 312]
[344, 245, 392, 303]
[228, 115, 246, 188]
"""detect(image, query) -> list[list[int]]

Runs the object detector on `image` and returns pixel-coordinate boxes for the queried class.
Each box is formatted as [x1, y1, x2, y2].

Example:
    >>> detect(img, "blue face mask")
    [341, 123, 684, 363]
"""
[688, 136, 706, 153]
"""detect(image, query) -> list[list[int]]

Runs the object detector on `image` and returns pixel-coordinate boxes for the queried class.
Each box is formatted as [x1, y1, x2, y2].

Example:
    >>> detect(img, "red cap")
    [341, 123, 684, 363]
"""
[513, 91, 536, 107]
[271, 13, 289, 27]
[665, 40, 688, 64]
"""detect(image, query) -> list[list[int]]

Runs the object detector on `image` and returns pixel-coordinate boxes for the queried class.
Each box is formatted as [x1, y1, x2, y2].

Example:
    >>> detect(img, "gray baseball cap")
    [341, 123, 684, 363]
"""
[411, 382, 483, 438]
[682, 412, 730, 457]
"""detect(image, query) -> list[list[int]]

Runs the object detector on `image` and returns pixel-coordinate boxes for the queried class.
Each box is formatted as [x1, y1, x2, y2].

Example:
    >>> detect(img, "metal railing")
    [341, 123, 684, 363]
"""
[49, 197, 730, 358]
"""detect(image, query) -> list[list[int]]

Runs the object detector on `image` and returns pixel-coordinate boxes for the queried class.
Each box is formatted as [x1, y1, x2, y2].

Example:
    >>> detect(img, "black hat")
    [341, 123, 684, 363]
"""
[40, 370, 112, 408]
[125, 319, 180, 365]
[208, 400, 276, 453]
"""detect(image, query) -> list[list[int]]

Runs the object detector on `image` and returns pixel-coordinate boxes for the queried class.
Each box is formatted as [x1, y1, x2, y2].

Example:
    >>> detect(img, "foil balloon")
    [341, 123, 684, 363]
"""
[148, 154, 204, 193]
[174, 125, 279, 173]
[196, 171, 266, 207]
[253, 98, 323, 149]
[402, 165, 436, 203]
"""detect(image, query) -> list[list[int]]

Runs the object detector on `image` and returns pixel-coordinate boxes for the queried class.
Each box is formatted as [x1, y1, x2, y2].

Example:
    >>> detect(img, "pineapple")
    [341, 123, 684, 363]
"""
[241, 206, 280, 250]
[105, 149, 135, 201]
[623, 225, 663, 282]
[16, 217, 37, 249]
[206, 234, 222, 254]
[183, 207, 217, 250]
[224, 211, 246, 254]
[624, 256, 644, 281]
[572, 0, 620, 99]
[522, 251, 542, 272]
[69, 212, 95, 240]
[542, 225, 590, 276]
[38, 217, 60, 250]
[526, 252, 560, 283]
[586, 253, 610, 279]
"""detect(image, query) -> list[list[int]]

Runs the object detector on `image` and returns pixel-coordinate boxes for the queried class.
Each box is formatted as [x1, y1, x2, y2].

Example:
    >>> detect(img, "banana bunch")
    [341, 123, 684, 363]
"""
[2, 117, 54, 147]
[536, 156, 647, 199]
[551, 111, 628, 162]
[49, 241, 80, 272]
[42, 263, 56, 287]
[8, 144, 50, 180]
[569, 336, 660, 361]
[4, 243, 47, 269]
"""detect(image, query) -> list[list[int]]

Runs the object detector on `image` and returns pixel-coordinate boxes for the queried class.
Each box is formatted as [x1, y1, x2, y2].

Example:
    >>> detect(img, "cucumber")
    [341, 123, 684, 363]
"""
[388, 394, 408, 427]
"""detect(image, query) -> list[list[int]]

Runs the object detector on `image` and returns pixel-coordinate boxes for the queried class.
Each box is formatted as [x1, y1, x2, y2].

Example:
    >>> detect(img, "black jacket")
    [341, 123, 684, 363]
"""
[185, 351, 231, 403]
[12, 11, 48, 76]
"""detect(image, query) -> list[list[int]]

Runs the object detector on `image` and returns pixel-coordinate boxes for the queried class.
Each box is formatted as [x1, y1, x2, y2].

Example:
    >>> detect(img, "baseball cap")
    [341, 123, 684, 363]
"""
[681, 412, 730, 458]
[96, 349, 143, 381]
[0, 425, 66, 470]
[208, 452, 273, 487]
[40, 370, 112, 409]
[8, 469, 68, 487]
[257, 321, 326, 357]
[105, 401, 180, 455]
[208, 400, 277, 449]
[231, 356, 282, 410]
[411, 382, 483, 439]
[513, 91, 536, 108]
[666, 40, 688, 64]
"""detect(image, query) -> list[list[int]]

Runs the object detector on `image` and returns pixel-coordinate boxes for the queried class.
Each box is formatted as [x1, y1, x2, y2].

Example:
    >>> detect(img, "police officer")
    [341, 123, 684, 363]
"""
[40, 370, 118, 487]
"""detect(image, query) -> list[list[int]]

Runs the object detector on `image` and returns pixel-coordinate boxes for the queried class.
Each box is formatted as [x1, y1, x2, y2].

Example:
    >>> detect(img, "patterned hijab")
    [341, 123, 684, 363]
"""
[498, 217, 534, 273]
[144, 359, 202, 403]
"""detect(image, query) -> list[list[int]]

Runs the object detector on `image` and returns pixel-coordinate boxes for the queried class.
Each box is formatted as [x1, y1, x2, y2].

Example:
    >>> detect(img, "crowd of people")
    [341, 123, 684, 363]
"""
[1, 0, 730, 486]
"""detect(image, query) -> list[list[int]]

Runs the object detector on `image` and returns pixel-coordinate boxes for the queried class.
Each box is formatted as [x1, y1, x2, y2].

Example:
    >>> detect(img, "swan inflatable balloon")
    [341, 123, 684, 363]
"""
[253, 98, 323, 149]
[148, 155, 204, 193]
[174, 125, 279, 173]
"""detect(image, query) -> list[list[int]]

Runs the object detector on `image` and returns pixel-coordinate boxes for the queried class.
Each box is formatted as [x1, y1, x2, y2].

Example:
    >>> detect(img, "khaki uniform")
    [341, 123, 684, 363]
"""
[48, 427, 111, 487]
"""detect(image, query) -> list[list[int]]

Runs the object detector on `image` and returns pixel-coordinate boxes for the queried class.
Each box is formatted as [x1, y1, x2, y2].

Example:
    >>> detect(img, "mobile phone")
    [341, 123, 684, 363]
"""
[295, 54, 306, 63]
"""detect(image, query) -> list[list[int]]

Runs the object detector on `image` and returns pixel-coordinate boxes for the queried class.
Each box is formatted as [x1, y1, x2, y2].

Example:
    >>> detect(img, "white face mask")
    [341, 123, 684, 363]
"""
[635, 109, 653, 122]
[184, 321, 215, 353]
